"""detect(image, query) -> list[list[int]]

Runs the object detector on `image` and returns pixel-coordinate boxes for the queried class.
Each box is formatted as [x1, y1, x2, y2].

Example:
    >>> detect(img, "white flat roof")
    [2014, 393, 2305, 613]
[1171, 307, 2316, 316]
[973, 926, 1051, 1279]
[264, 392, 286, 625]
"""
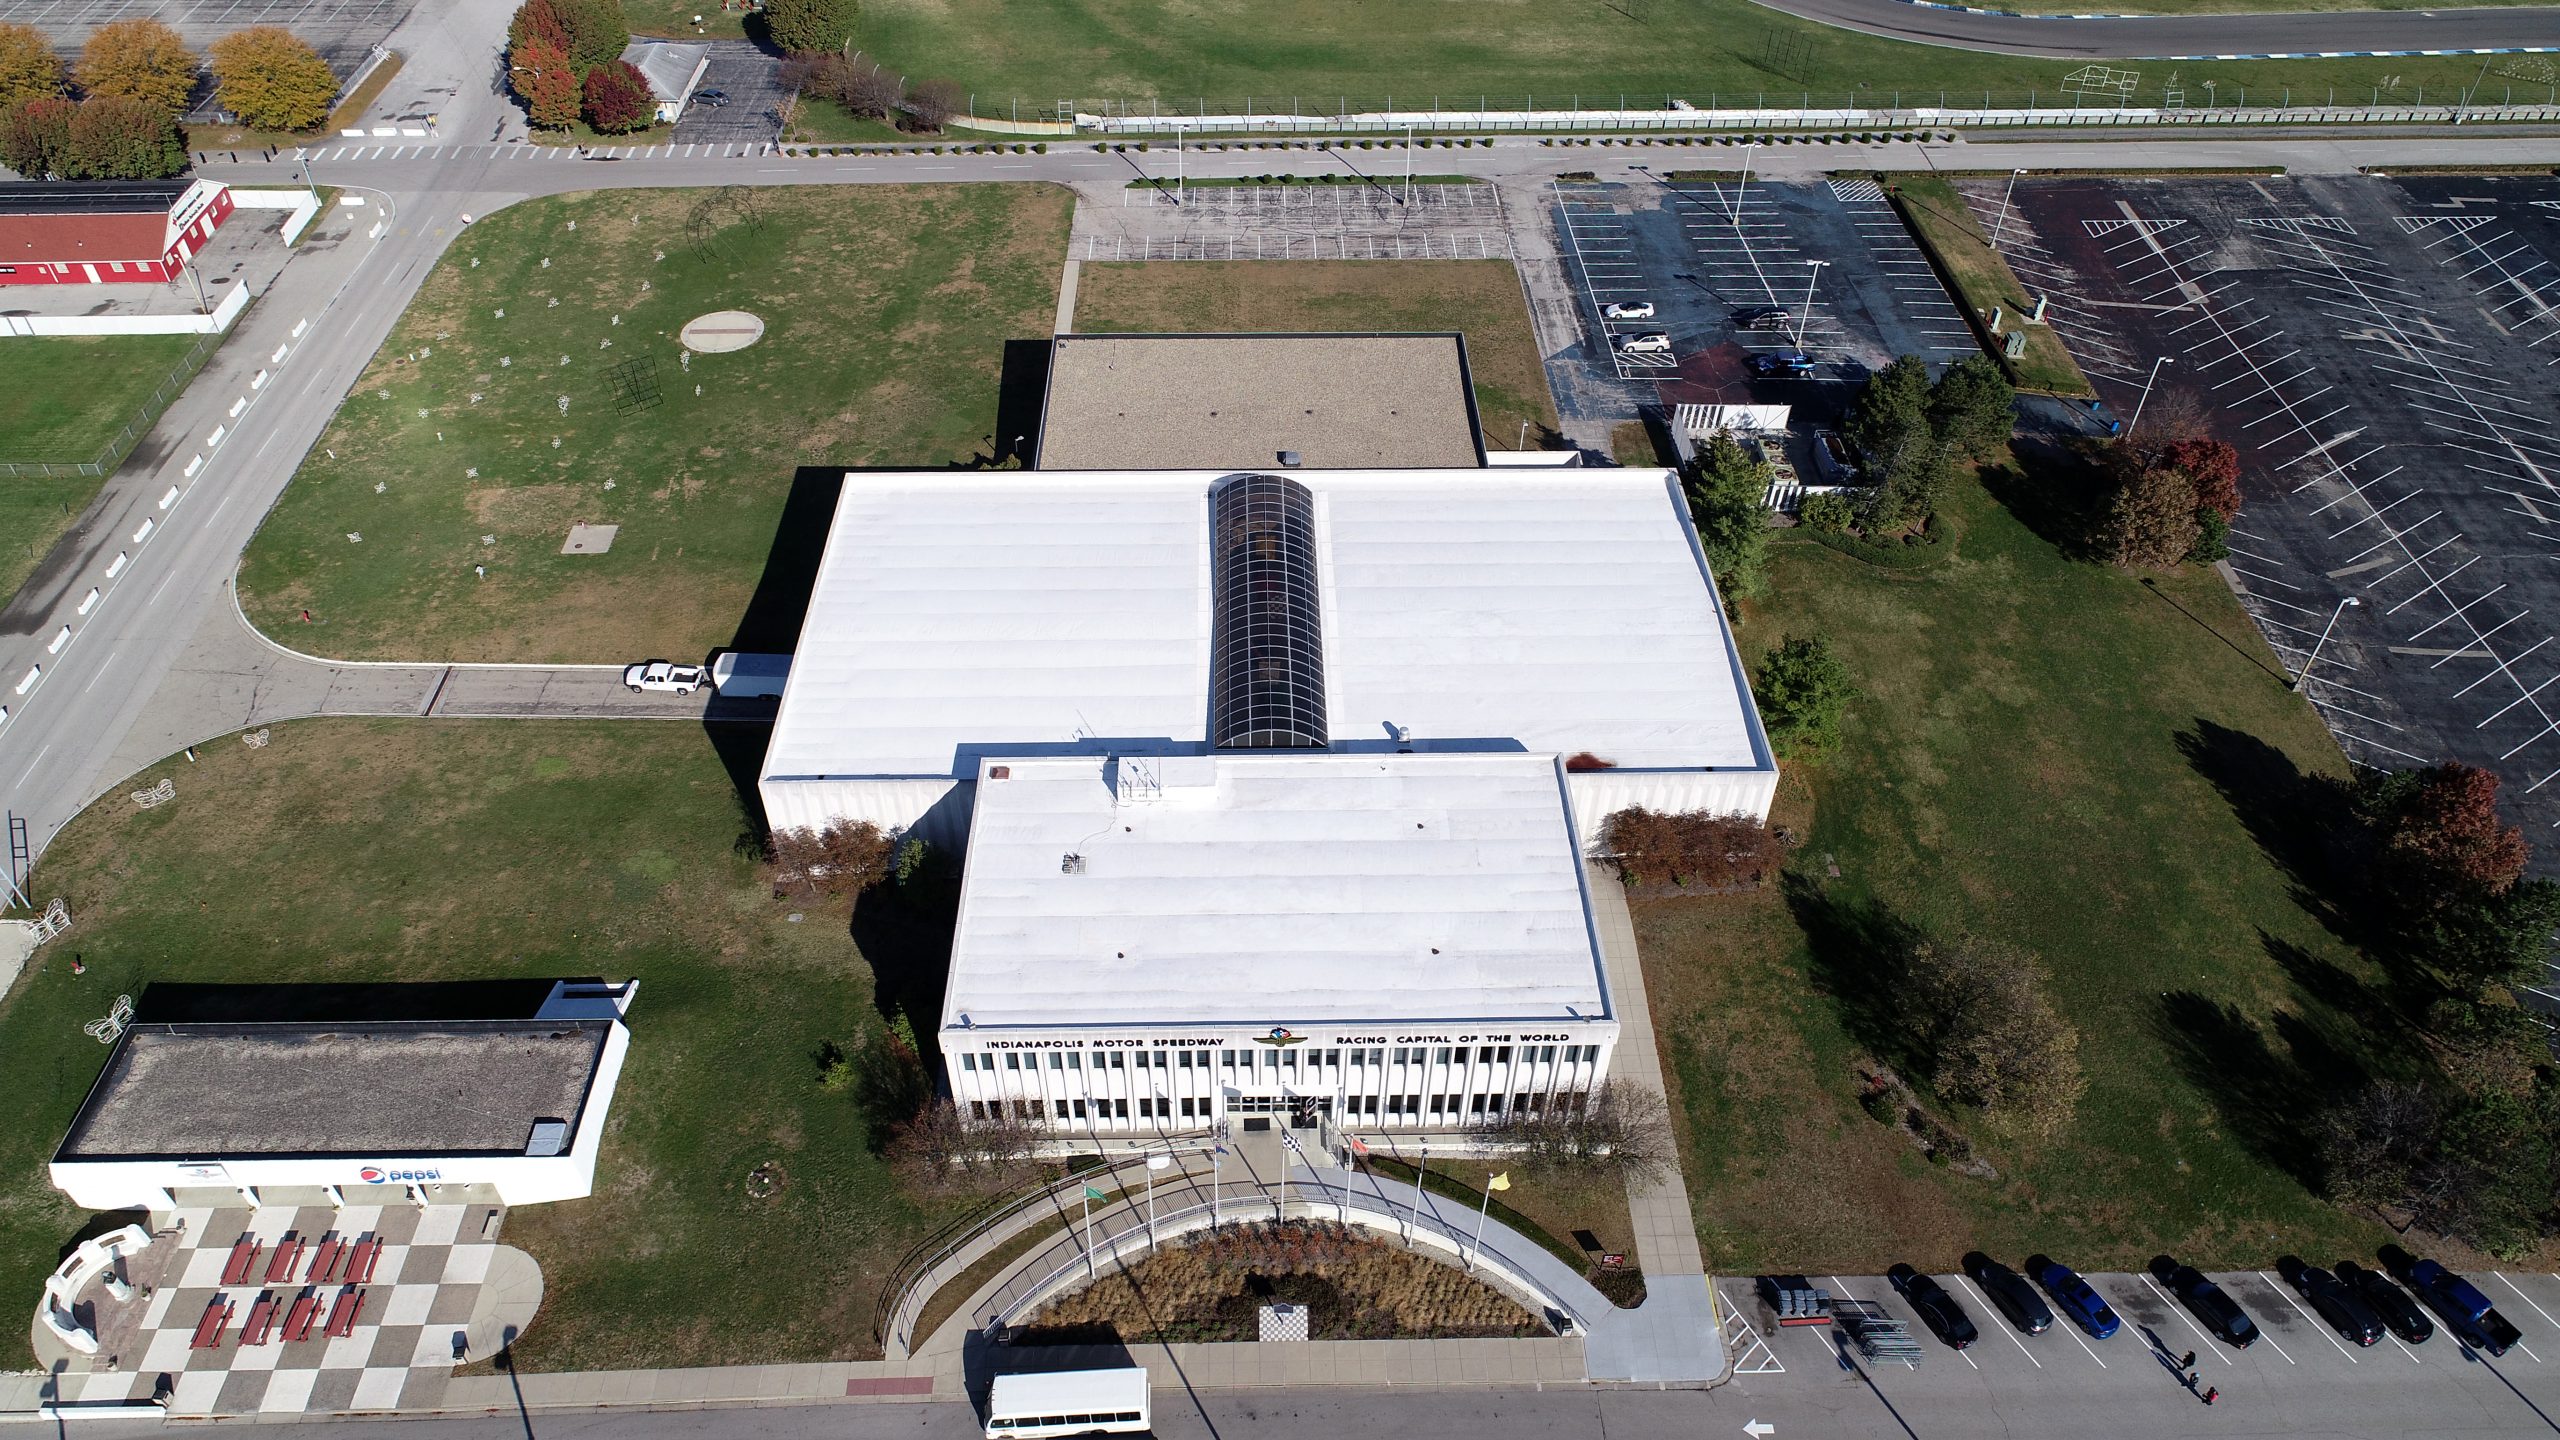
[943, 753, 1608, 1029]
[763, 468, 1767, 784]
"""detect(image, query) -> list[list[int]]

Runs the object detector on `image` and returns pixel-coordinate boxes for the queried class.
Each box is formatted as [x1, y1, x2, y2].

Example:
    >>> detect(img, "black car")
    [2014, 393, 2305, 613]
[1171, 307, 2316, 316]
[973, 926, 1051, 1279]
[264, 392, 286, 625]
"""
[1749, 351, 1819, 379]
[2335, 1260, 2433, 1344]
[1731, 305, 1791, 332]
[1889, 1263, 1978, 1350]
[694, 88, 730, 106]
[1962, 1252, 2052, 1336]
[2278, 1256, 2384, 1347]
[2150, 1256, 2258, 1349]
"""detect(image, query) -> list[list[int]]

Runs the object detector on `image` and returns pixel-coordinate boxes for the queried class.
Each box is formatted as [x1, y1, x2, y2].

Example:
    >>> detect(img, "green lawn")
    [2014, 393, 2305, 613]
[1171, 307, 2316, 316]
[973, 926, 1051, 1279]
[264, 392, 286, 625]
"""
[237, 184, 1073, 662]
[841, 0, 2517, 119]
[1643, 469, 2410, 1273]
[0, 335, 202, 465]
[1890, 174, 2093, 399]
[1, 719, 946, 1370]
[1072, 261, 1561, 452]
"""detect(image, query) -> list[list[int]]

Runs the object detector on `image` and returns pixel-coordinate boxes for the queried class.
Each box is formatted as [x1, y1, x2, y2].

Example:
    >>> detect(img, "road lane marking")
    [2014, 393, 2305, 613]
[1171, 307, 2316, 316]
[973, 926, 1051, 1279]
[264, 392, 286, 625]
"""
[1949, 1275, 2042, 1369]
[81, 656, 115, 694]
[2499, 1274, 2560, 1334]
[14, 743, 51, 787]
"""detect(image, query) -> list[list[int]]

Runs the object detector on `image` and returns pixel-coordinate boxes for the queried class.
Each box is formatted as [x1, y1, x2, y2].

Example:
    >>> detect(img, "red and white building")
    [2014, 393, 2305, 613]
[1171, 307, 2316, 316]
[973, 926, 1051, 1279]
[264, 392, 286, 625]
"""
[0, 179, 234, 286]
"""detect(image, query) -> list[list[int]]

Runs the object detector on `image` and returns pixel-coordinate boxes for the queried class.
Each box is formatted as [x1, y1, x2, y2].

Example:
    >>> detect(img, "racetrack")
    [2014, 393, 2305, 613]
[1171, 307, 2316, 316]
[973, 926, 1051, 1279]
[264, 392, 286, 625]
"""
[1747, 0, 2560, 59]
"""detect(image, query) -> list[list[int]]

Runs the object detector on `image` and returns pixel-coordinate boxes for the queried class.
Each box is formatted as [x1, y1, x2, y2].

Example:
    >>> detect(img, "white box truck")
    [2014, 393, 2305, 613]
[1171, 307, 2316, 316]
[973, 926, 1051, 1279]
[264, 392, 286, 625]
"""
[708, 651, 790, 698]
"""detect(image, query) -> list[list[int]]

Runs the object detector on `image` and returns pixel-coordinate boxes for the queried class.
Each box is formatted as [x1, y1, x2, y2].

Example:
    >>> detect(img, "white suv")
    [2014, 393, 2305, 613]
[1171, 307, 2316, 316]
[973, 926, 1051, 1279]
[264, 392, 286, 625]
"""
[1617, 332, 1673, 354]
[623, 660, 706, 695]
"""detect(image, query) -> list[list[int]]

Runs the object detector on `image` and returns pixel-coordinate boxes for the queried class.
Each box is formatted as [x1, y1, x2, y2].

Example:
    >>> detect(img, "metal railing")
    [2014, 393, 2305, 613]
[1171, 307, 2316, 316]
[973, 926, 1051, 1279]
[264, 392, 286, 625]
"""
[0, 319, 236, 479]
[875, 1152, 1162, 1355]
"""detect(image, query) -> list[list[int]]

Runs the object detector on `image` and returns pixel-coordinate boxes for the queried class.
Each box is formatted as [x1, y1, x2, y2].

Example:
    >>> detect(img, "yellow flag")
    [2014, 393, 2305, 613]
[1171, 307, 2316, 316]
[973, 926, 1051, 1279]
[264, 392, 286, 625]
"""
[1488, 1172, 1511, 1192]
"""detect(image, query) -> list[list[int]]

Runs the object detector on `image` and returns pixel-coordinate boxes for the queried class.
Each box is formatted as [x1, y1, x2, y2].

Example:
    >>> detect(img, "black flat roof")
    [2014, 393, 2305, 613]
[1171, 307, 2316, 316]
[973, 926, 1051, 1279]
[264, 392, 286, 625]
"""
[0, 181, 192, 217]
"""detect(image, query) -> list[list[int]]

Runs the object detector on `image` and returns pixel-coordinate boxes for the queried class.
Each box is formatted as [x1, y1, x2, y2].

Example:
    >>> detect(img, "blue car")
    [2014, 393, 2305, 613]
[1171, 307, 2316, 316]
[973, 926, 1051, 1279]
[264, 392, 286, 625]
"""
[2030, 1256, 2121, 1340]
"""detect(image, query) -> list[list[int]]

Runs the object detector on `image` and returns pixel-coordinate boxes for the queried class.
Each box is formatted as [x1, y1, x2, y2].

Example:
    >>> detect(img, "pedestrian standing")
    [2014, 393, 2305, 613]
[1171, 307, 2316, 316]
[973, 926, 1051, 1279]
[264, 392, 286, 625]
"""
[2202, 1387, 2219, 1406]
[2180, 1350, 2196, 1369]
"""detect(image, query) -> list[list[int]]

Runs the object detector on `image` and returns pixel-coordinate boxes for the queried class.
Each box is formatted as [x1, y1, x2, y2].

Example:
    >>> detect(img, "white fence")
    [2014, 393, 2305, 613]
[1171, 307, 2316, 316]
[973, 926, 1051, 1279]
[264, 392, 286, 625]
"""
[1080, 101, 2560, 135]
[229, 187, 323, 245]
[0, 283, 252, 338]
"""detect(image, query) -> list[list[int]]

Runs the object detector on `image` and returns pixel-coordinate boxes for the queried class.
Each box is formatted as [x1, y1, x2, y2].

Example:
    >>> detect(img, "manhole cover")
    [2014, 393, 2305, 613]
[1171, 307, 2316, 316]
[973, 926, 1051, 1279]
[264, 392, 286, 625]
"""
[562, 523, 618, 554]
[680, 310, 764, 353]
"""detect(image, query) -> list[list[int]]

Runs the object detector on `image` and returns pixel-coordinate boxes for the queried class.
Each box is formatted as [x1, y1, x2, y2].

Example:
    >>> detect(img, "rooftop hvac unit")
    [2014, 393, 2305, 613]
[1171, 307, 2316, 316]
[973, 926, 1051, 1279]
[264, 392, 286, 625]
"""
[525, 1119, 571, 1157]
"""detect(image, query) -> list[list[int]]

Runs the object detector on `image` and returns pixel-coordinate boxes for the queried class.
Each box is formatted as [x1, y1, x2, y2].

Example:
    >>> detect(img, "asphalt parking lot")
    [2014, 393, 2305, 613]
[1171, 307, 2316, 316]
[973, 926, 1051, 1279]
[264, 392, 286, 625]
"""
[1719, 1265, 2560, 1435]
[1998, 173, 2560, 858]
[1546, 177, 1981, 424]
[17, 0, 412, 75]
[674, 42, 788, 145]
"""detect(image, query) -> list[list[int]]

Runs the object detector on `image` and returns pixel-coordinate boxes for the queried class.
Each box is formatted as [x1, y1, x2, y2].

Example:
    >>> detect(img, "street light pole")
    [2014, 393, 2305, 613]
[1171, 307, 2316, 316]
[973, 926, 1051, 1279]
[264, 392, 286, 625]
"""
[1991, 166, 2027, 253]
[1145, 1153, 1171, 1253]
[1797, 260, 1828, 352]
[2292, 596, 2360, 689]
[2126, 355, 2174, 439]
[1731, 143, 1754, 226]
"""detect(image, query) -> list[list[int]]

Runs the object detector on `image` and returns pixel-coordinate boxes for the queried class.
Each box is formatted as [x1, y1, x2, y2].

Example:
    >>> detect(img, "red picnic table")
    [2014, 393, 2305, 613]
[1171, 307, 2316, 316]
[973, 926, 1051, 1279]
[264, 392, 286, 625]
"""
[307, 1236, 341, 1285]
[346, 1236, 380, 1285]
[239, 1292, 278, 1346]
[324, 1286, 366, 1338]
[264, 1238, 305, 1285]
[190, 1296, 233, 1350]
[221, 1238, 261, 1287]
[283, 1288, 321, 1343]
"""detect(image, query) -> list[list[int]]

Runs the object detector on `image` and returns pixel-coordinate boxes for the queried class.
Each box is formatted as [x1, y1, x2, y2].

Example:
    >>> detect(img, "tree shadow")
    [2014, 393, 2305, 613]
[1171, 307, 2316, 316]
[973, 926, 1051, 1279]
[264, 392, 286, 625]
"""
[2154, 988, 2332, 1188]
[2174, 719, 2362, 940]
[1781, 873, 1929, 1079]
[1977, 434, 2108, 562]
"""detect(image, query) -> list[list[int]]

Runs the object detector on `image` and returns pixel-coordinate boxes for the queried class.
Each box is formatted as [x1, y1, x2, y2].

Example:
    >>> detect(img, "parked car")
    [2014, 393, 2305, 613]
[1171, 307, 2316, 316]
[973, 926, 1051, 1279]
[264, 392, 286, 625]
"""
[1732, 305, 1791, 331]
[694, 88, 730, 106]
[2335, 1260, 2432, 1344]
[1602, 301, 1656, 321]
[623, 660, 706, 695]
[1888, 1264, 1977, 1350]
[1962, 1253, 2052, 1336]
[2150, 1257, 2258, 1348]
[1750, 351, 1819, 379]
[2278, 1257, 2383, 1347]
[1617, 332, 1673, 354]
[2386, 1248, 2523, 1355]
[2029, 1256, 2121, 1341]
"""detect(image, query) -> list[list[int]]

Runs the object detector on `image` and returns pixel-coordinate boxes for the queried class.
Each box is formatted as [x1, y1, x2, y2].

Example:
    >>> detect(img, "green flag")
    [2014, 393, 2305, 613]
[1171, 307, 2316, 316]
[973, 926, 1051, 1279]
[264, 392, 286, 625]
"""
[1084, 1185, 1108, 1201]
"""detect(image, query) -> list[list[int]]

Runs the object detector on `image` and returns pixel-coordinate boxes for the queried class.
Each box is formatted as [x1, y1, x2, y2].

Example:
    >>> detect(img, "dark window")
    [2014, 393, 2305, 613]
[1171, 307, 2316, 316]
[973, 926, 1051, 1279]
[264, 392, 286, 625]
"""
[1072, 1099, 1088, 1119]
[1113, 1098, 1128, 1118]
[1006, 1052, 1022, 1071]
[1514, 1091, 1530, 1111]
[1054, 1099, 1069, 1118]
[1496, 1045, 1513, 1063]
[1208, 474, 1328, 748]
[1470, 1094, 1487, 1114]
[971, 1100, 988, 1119]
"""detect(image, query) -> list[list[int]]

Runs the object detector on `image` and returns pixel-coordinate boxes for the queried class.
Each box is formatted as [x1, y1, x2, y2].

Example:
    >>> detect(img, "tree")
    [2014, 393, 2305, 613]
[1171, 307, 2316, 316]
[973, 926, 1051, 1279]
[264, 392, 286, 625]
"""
[2358, 762, 2528, 917]
[2097, 460, 2201, 569]
[507, 0, 572, 57]
[76, 19, 198, 118]
[2159, 436, 2242, 521]
[1858, 430, 1953, 536]
[886, 1101, 1045, 1200]
[1475, 1079, 1672, 1197]
[2314, 1080, 2440, 1211]
[549, 0, 630, 71]
[0, 96, 75, 178]
[1684, 433, 1771, 599]
[1902, 934, 2086, 1139]
[2425, 878, 2560, 996]
[765, 819, 895, 898]
[840, 59, 903, 120]
[580, 59, 655, 133]
[1754, 635, 1855, 760]
[763, 0, 860, 55]
[61, 94, 185, 179]
[208, 27, 336, 132]
[0, 22, 66, 109]
[511, 36, 580, 130]
[1596, 807, 1784, 890]
[1925, 355, 2016, 463]
[1844, 355, 1930, 463]
[904, 77, 962, 131]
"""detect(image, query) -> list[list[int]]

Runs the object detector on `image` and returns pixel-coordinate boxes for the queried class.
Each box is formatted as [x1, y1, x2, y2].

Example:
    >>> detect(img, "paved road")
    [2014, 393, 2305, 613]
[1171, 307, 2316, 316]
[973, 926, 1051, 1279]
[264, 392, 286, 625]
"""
[1746, 0, 2560, 60]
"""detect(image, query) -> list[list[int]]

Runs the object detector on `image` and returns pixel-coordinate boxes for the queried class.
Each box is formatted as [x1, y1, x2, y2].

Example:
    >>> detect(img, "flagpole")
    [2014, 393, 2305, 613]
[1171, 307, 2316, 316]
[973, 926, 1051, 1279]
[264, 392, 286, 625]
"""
[1410, 1140, 1428, 1248]
[1471, 1174, 1497, 1273]
[1212, 1141, 1222, 1231]
[1083, 1184, 1094, 1278]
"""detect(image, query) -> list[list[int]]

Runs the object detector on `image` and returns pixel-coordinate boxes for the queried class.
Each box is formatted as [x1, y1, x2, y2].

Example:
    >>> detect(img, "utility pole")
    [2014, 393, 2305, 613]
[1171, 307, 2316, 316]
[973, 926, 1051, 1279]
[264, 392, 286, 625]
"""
[1991, 166, 2027, 252]
[2126, 355, 2174, 439]
[1797, 260, 1828, 352]
[2292, 596, 2360, 689]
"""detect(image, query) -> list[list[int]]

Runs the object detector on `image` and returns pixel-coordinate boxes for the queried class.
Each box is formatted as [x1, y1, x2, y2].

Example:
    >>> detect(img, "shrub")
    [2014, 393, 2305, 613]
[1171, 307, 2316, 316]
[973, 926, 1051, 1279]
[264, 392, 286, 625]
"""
[764, 819, 895, 898]
[1800, 491, 1854, 533]
[1902, 934, 2087, 1138]
[1753, 635, 1855, 760]
[208, 26, 336, 132]
[1596, 807, 1784, 890]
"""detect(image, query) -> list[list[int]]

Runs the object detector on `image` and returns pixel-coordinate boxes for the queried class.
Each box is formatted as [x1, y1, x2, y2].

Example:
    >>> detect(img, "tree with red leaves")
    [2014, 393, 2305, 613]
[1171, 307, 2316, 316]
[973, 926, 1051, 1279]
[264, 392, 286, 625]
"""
[508, 0, 571, 55]
[2160, 437, 2243, 522]
[511, 36, 579, 130]
[580, 59, 654, 134]
[2361, 762, 2528, 913]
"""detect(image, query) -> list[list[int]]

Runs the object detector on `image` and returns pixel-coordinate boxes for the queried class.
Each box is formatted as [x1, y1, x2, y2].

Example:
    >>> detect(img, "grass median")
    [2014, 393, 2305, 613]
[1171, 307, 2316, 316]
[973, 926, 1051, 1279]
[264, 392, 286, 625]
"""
[0, 718, 952, 1370]
[237, 183, 1073, 662]
[1071, 260, 1560, 451]
[1645, 465, 2403, 1275]
[1887, 173, 2093, 399]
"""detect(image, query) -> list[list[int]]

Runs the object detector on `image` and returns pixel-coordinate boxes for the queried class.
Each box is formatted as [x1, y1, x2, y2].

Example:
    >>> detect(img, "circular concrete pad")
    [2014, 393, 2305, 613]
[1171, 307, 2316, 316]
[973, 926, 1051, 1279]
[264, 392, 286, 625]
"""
[680, 310, 765, 353]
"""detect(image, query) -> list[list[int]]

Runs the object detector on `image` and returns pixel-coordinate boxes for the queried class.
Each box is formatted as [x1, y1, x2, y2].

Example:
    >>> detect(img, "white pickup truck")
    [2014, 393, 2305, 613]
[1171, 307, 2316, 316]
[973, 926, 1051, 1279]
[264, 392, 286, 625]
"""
[622, 660, 705, 695]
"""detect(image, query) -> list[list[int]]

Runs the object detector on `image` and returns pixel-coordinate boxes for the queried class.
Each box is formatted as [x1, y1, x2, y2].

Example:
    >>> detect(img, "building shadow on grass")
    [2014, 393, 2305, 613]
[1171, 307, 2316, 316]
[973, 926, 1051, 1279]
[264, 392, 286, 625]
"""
[1781, 873, 1931, 1080]
[133, 979, 567, 1025]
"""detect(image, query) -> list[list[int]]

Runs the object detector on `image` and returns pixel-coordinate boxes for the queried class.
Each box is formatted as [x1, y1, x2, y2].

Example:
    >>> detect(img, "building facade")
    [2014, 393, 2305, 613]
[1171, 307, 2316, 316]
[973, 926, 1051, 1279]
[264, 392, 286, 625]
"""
[0, 179, 233, 286]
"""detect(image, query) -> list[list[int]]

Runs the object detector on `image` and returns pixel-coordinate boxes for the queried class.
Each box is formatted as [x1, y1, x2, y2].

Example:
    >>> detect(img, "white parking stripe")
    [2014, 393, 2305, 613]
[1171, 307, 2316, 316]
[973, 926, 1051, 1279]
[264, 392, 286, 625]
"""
[2258, 1273, 2357, 1360]
[2139, 1274, 2234, 1365]
[1949, 1275, 2042, 1368]
[2500, 1273, 2560, 1336]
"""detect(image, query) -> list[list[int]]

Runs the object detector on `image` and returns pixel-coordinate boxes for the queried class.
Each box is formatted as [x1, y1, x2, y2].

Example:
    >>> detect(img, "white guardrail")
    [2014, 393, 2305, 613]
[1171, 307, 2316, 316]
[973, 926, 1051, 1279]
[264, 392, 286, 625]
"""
[1078, 101, 2560, 134]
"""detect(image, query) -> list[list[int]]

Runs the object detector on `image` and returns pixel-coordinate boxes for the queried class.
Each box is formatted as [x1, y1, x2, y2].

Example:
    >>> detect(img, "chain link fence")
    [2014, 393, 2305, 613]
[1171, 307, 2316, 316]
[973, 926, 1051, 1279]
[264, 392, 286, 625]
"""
[0, 319, 236, 480]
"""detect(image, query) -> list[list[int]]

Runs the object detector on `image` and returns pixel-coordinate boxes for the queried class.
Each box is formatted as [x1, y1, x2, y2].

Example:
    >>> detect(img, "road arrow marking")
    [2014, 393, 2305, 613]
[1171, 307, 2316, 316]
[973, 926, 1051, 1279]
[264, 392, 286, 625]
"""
[1744, 1423, 1776, 1439]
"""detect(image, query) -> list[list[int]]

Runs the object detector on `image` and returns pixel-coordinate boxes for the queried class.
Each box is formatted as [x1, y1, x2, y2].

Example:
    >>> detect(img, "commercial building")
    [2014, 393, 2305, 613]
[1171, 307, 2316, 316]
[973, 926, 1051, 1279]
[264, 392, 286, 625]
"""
[0, 179, 233, 286]
[618, 40, 711, 123]
[49, 982, 634, 1213]
[758, 332, 1776, 1137]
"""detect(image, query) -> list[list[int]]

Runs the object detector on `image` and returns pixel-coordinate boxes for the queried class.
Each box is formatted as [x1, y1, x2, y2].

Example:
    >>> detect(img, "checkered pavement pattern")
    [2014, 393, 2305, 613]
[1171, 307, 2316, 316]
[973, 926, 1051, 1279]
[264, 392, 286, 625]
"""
[74, 1202, 500, 1416]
